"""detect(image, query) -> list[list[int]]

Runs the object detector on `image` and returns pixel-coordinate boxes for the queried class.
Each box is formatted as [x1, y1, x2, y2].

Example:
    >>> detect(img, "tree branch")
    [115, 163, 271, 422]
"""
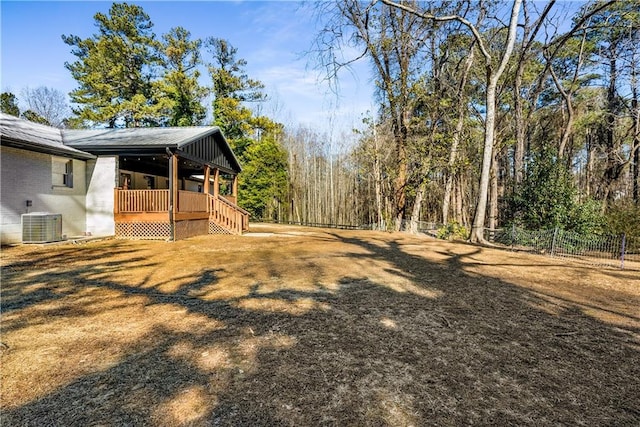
[379, 0, 492, 62]
[544, 0, 616, 57]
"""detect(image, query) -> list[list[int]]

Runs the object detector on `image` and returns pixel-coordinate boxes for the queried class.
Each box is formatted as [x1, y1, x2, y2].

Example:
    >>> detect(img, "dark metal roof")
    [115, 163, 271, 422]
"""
[0, 113, 95, 160]
[0, 113, 241, 174]
[64, 126, 242, 174]
[63, 126, 215, 148]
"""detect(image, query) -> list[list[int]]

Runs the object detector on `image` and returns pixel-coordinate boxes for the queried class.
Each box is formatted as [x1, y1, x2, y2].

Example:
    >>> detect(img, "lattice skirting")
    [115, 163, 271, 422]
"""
[115, 222, 171, 240]
[209, 222, 232, 235]
[115, 221, 232, 240]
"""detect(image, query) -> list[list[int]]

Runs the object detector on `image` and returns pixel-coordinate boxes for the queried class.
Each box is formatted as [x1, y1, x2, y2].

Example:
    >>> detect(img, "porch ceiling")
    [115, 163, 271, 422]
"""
[119, 155, 216, 180]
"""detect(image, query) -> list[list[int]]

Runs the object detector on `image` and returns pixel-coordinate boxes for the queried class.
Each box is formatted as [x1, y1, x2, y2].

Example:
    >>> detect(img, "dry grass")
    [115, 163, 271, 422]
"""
[1, 223, 639, 426]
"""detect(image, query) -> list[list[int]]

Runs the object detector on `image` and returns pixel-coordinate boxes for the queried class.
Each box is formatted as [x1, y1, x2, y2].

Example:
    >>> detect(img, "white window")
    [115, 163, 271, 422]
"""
[52, 157, 73, 188]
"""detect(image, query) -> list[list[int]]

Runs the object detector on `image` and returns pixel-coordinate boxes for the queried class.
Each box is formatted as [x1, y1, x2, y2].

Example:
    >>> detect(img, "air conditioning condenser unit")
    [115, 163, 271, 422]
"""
[22, 213, 63, 243]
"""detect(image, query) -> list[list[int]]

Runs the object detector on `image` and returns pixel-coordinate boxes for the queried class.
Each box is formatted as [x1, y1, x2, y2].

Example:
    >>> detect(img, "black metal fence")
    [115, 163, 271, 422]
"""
[487, 226, 639, 270]
[258, 220, 639, 270]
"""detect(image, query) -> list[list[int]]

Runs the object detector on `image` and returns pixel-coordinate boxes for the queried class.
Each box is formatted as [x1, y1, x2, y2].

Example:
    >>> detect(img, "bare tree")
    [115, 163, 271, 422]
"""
[21, 86, 70, 128]
[632, 34, 640, 205]
[513, 0, 556, 186]
[382, 0, 523, 243]
[539, 0, 617, 161]
[312, 0, 433, 230]
[545, 27, 590, 159]
[442, 39, 475, 224]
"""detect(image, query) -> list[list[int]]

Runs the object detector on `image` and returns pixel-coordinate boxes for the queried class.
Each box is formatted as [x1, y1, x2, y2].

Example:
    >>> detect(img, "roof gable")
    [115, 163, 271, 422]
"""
[178, 134, 241, 174]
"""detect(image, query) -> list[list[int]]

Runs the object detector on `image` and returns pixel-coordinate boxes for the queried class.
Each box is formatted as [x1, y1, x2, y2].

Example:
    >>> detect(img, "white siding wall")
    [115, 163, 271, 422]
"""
[86, 156, 117, 237]
[1, 146, 87, 244]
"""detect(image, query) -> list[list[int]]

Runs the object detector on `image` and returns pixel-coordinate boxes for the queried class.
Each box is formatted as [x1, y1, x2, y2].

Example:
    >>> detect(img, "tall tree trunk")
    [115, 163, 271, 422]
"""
[514, 65, 526, 186]
[409, 180, 427, 233]
[600, 49, 622, 207]
[394, 130, 408, 230]
[471, 76, 498, 241]
[443, 43, 475, 224]
[455, 175, 464, 224]
[489, 147, 499, 231]
[373, 125, 385, 228]
[632, 49, 640, 205]
[392, 106, 410, 231]
[586, 129, 594, 197]
[442, 174, 454, 224]
[633, 99, 639, 204]
[558, 103, 575, 159]
[470, 0, 523, 243]
[634, 139, 639, 205]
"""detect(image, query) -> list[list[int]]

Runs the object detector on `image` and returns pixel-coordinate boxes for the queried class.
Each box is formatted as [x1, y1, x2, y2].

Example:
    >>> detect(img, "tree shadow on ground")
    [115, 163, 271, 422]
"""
[1, 242, 146, 314]
[1, 232, 639, 426]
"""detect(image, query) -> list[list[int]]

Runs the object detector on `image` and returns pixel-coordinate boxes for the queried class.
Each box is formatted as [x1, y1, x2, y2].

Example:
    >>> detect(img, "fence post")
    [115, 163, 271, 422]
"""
[620, 233, 626, 270]
[550, 227, 559, 257]
[511, 223, 516, 248]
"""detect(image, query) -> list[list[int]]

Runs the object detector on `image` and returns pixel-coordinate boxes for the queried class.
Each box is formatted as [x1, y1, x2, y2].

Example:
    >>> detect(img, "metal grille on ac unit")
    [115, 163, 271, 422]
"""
[21, 213, 63, 243]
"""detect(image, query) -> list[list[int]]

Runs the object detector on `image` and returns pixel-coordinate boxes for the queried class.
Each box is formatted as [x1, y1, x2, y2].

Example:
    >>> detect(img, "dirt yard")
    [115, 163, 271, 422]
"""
[1, 223, 639, 426]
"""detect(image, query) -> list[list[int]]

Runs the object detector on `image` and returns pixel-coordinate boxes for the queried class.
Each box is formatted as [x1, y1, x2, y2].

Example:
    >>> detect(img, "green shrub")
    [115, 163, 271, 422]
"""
[566, 198, 606, 235]
[605, 202, 640, 240]
[505, 149, 607, 235]
[437, 222, 469, 240]
[505, 149, 576, 230]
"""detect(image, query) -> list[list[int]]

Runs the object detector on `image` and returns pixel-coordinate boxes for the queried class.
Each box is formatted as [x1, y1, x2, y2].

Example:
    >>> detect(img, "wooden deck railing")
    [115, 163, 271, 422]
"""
[178, 190, 209, 212]
[114, 189, 250, 235]
[114, 189, 170, 213]
[210, 194, 250, 235]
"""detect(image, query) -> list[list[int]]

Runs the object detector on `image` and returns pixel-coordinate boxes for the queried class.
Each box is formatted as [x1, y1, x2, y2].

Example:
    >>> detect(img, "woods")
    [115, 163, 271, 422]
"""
[2, 0, 639, 239]
[300, 0, 639, 239]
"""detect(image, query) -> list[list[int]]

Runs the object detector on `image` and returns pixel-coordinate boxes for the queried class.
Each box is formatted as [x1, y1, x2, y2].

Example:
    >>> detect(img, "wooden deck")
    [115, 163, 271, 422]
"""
[113, 189, 249, 237]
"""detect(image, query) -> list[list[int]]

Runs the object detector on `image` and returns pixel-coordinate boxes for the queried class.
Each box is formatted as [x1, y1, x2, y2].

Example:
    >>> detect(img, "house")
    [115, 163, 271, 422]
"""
[0, 113, 249, 244]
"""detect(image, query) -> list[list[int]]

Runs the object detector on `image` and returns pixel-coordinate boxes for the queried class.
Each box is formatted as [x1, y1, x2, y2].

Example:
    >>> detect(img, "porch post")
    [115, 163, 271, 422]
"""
[213, 168, 220, 198]
[232, 174, 238, 199]
[170, 154, 179, 220]
[203, 165, 211, 195]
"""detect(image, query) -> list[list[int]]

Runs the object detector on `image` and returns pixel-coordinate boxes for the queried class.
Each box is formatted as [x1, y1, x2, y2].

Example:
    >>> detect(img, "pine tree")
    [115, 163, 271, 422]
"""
[0, 93, 20, 117]
[205, 38, 288, 218]
[159, 27, 207, 126]
[206, 37, 265, 149]
[239, 128, 289, 219]
[62, 2, 166, 127]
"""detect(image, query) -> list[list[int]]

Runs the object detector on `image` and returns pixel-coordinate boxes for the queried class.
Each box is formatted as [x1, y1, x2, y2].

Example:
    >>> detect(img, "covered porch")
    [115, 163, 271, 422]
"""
[66, 126, 248, 240]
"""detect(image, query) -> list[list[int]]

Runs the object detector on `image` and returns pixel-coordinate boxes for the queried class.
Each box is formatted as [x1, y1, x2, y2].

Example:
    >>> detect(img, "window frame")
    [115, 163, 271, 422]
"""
[52, 157, 74, 189]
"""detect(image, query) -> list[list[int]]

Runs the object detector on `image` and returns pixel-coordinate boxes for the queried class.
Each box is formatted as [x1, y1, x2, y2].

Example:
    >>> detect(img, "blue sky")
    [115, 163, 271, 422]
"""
[1, 1, 374, 133]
